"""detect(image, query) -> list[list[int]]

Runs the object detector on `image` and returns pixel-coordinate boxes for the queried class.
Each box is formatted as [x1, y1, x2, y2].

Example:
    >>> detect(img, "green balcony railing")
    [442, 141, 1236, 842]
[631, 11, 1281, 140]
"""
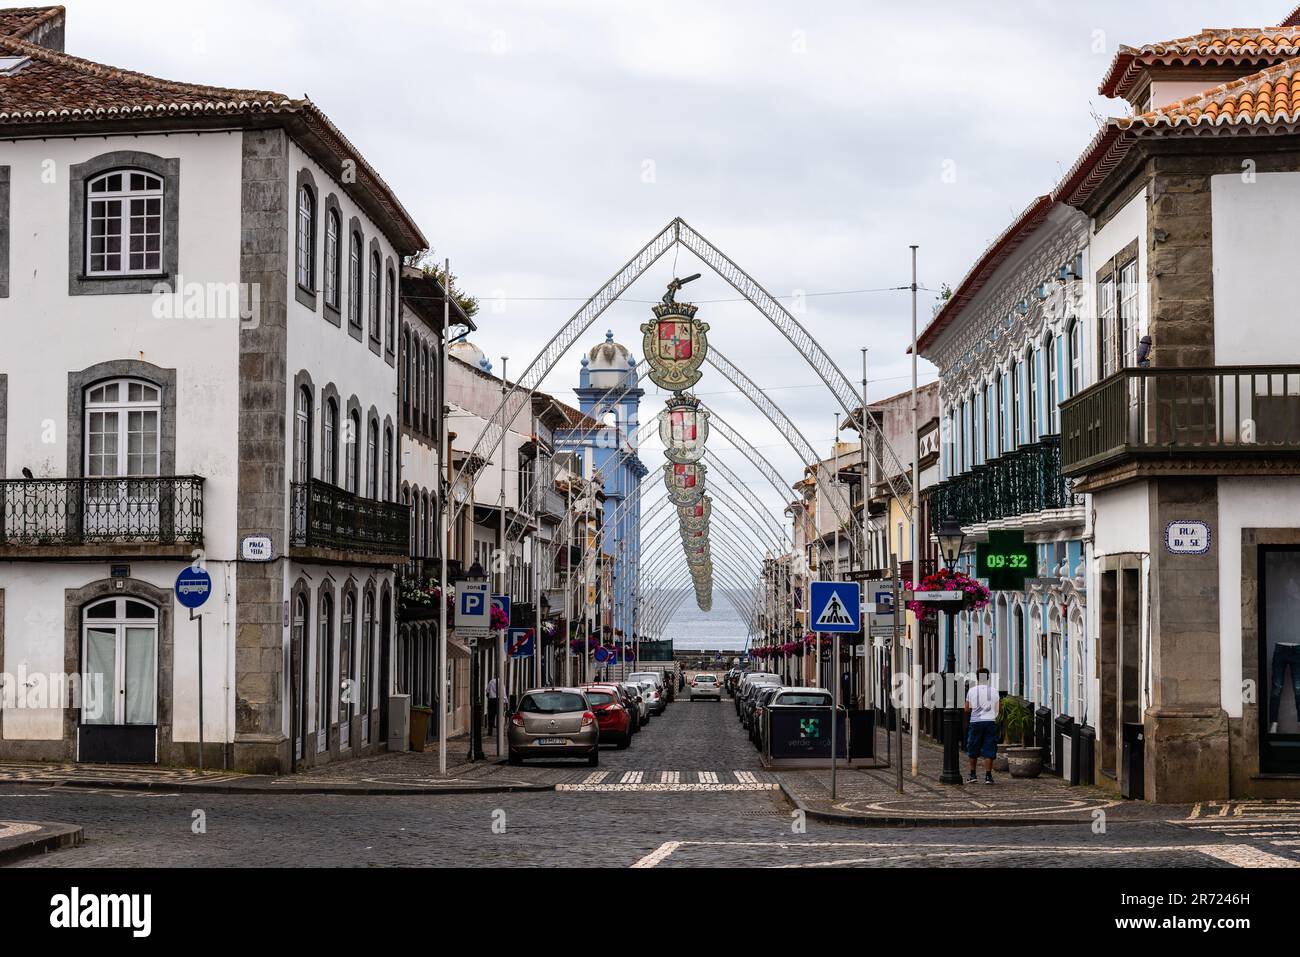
[1060, 366, 1300, 475]
[929, 435, 1080, 527]
[291, 480, 409, 556]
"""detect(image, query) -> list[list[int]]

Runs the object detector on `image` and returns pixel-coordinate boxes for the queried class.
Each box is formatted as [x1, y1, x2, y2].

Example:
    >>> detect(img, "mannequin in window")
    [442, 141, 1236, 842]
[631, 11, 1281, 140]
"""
[1269, 642, 1300, 735]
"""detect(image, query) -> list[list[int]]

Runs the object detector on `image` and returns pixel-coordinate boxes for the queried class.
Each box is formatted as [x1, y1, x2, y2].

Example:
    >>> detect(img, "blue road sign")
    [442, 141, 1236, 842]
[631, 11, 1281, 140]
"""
[507, 627, 534, 659]
[492, 594, 511, 623]
[175, 566, 212, 610]
[810, 580, 861, 633]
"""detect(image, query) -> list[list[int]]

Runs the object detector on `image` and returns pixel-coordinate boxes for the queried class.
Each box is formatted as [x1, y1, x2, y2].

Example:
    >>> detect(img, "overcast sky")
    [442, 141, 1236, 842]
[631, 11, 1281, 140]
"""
[64, 0, 1278, 635]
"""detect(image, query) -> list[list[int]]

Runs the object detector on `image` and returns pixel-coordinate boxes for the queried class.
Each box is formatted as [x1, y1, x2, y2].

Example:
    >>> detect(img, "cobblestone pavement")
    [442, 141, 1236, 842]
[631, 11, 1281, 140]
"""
[3, 698, 1300, 867]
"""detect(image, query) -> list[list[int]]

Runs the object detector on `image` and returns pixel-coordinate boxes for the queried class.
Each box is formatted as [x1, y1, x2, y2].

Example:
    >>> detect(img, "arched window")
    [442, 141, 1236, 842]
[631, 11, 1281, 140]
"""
[346, 409, 360, 493]
[82, 597, 158, 727]
[361, 592, 374, 736]
[369, 250, 382, 341]
[323, 399, 338, 486]
[86, 169, 163, 276]
[1069, 321, 1083, 397]
[386, 267, 397, 353]
[317, 591, 333, 753]
[400, 331, 411, 419]
[407, 339, 418, 426]
[416, 346, 425, 430]
[994, 371, 1004, 457]
[348, 231, 363, 329]
[383, 427, 393, 502]
[294, 386, 312, 484]
[1047, 336, 1060, 434]
[428, 349, 438, 436]
[296, 183, 316, 291]
[1027, 349, 1040, 442]
[323, 208, 341, 310]
[292, 593, 308, 761]
[1010, 359, 1022, 449]
[340, 592, 354, 747]
[367, 420, 379, 499]
[85, 378, 161, 478]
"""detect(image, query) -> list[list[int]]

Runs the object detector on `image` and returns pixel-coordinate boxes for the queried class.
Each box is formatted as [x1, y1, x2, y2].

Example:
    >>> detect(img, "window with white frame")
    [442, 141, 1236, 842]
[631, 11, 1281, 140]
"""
[1118, 258, 1140, 368]
[323, 399, 338, 486]
[85, 379, 161, 477]
[995, 372, 1005, 456]
[1011, 360, 1021, 449]
[86, 170, 163, 276]
[369, 250, 381, 341]
[348, 232, 363, 329]
[346, 409, 360, 494]
[367, 420, 378, 499]
[82, 597, 158, 726]
[386, 267, 397, 352]
[383, 427, 393, 501]
[1098, 275, 1117, 378]
[1027, 350, 1039, 443]
[296, 184, 315, 291]
[324, 208, 341, 310]
[1048, 336, 1060, 434]
[1068, 321, 1082, 397]
[294, 386, 312, 484]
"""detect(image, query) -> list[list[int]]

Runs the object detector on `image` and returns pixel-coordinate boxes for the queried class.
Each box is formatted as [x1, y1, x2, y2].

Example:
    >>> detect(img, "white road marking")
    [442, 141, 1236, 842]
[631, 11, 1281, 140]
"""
[620, 771, 644, 785]
[698, 771, 718, 784]
[661, 771, 680, 784]
[629, 839, 1300, 868]
[582, 771, 608, 785]
[557, 782, 779, 792]
[734, 771, 756, 784]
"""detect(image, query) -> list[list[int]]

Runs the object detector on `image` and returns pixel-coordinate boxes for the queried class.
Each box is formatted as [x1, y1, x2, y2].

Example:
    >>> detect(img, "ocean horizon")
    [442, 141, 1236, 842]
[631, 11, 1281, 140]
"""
[648, 588, 751, 651]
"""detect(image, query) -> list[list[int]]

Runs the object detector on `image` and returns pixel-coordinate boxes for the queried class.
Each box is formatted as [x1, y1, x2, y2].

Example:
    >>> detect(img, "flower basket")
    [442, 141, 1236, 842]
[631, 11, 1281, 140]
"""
[905, 567, 991, 620]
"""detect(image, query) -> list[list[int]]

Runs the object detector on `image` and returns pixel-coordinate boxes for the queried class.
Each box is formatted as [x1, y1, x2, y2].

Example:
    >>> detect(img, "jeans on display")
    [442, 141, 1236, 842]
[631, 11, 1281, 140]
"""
[1268, 643, 1300, 726]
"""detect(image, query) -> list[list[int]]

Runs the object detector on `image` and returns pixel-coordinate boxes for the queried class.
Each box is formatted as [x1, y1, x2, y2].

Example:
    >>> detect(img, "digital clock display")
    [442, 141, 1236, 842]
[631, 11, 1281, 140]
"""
[976, 531, 1037, 591]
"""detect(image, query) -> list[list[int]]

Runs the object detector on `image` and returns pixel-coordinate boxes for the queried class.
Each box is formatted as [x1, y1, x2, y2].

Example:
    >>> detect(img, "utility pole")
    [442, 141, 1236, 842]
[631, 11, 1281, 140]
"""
[564, 475, 572, 686]
[910, 244, 921, 779]
[860, 348, 870, 712]
[437, 258, 451, 776]
[497, 356, 508, 758]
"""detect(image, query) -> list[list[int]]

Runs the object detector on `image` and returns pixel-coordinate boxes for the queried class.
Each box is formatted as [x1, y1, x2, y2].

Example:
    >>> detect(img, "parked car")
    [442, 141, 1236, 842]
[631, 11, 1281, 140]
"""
[750, 685, 783, 747]
[741, 677, 781, 731]
[635, 681, 659, 719]
[690, 673, 722, 701]
[507, 689, 599, 766]
[619, 682, 649, 729]
[629, 673, 666, 715]
[581, 684, 633, 749]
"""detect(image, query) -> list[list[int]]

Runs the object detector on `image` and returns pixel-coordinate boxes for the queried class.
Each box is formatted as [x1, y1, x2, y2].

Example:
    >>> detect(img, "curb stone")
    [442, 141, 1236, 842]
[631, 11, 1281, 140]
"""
[0, 821, 83, 864]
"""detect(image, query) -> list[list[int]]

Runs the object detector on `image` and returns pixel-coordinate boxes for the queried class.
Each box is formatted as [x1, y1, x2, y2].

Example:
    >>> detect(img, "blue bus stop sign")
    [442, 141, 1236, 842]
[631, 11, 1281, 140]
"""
[175, 566, 212, 610]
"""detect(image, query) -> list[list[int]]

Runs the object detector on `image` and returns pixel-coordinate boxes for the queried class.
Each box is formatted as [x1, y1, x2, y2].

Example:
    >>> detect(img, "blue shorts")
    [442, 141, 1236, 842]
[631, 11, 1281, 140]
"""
[966, 720, 999, 760]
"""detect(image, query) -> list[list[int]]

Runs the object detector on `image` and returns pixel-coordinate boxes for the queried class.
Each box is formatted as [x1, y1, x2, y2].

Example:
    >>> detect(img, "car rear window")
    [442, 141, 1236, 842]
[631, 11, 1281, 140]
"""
[697, 674, 717, 681]
[520, 692, 587, 714]
[777, 693, 832, 706]
[585, 692, 615, 706]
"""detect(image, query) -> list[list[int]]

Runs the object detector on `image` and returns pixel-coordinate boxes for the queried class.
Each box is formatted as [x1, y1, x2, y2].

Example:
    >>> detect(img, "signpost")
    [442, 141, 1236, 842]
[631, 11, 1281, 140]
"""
[809, 581, 861, 799]
[507, 628, 534, 659]
[175, 566, 212, 770]
[456, 582, 490, 642]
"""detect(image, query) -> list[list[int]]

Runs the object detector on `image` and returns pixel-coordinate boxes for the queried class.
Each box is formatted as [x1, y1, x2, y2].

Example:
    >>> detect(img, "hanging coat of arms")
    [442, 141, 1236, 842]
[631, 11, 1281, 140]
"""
[659, 393, 710, 464]
[663, 461, 706, 507]
[678, 496, 711, 532]
[642, 279, 709, 393]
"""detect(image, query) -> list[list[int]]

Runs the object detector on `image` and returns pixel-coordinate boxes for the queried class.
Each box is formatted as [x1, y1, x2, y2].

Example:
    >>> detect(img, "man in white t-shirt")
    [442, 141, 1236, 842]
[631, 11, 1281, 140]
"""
[964, 667, 999, 785]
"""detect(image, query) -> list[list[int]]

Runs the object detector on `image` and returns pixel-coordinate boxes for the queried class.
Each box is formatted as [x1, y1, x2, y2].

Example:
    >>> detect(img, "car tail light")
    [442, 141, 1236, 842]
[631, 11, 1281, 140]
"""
[580, 711, 596, 728]
[691, 681, 697, 687]
[511, 712, 524, 728]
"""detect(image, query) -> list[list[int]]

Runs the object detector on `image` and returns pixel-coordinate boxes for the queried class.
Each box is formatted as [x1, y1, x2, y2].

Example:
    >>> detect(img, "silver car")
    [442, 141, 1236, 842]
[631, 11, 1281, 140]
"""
[628, 671, 667, 714]
[507, 688, 599, 766]
[619, 682, 650, 727]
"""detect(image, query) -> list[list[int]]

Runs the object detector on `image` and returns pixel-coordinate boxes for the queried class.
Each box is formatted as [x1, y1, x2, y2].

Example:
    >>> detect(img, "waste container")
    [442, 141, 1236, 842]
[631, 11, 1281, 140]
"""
[1121, 722, 1145, 800]
[387, 694, 410, 753]
[848, 709, 876, 759]
[1074, 724, 1095, 786]
[1053, 714, 1074, 776]
[1035, 707, 1052, 767]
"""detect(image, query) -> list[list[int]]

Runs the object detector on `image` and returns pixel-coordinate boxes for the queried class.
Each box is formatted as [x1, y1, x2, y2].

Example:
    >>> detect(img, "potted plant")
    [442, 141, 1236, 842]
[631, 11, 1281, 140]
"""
[997, 695, 1041, 778]
[409, 705, 433, 752]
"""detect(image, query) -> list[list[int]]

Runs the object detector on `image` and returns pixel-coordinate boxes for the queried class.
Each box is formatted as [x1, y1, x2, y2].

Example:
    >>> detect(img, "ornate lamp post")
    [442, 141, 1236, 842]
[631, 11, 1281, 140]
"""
[936, 518, 967, 786]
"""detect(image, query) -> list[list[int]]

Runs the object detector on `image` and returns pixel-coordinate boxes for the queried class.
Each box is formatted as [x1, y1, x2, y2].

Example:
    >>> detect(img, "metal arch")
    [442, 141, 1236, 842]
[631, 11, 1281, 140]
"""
[702, 450, 788, 552]
[637, 498, 765, 584]
[643, 564, 755, 632]
[448, 217, 911, 534]
[703, 404, 798, 510]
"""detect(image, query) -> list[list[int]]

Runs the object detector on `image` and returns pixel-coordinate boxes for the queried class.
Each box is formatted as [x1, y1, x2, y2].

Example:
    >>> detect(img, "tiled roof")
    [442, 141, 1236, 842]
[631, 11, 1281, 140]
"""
[1117, 55, 1300, 127]
[915, 195, 1053, 355]
[1100, 26, 1300, 99]
[0, 5, 61, 41]
[0, 29, 427, 253]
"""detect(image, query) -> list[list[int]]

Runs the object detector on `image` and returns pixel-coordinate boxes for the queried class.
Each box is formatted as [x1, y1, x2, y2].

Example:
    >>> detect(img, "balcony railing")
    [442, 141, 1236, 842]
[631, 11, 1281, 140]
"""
[539, 488, 567, 521]
[0, 476, 204, 546]
[1061, 366, 1300, 475]
[928, 435, 1080, 528]
[291, 480, 409, 556]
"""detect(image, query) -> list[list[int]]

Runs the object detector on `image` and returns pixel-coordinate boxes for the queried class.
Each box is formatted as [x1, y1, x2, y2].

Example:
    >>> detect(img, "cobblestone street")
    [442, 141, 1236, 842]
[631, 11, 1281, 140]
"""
[5, 698, 1300, 868]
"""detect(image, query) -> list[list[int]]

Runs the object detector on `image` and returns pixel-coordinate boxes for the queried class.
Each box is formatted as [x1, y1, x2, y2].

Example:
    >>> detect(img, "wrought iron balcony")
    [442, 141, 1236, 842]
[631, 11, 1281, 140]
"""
[1061, 366, 1300, 477]
[0, 476, 204, 548]
[928, 435, 1080, 528]
[291, 480, 409, 557]
[539, 487, 567, 522]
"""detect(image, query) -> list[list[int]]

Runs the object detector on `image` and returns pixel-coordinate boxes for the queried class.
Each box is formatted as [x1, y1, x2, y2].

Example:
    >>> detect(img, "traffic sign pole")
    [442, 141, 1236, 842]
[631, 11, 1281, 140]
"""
[175, 566, 212, 772]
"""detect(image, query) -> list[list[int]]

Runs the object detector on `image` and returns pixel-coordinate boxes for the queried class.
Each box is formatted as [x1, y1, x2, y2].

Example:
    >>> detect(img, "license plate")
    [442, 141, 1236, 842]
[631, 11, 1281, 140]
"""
[537, 737, 568, 746]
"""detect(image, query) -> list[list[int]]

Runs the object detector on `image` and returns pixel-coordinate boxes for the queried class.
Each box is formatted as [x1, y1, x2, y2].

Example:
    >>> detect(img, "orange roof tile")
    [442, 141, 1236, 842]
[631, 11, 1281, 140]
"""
[1118, 54, 1300, 128]
[1100, 26, 1300, 99]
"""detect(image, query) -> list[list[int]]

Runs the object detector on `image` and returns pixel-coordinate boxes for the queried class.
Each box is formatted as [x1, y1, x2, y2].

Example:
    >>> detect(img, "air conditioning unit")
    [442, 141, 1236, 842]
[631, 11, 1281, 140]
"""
[387, 694, 411, 753]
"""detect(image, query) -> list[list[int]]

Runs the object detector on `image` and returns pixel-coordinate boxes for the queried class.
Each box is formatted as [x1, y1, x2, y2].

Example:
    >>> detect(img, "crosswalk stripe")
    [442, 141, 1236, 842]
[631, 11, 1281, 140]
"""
[734, 771, 756, 784]
[583, 771, 608, 785]
[621, 771, 643, 784]
[698, 771, 718, 784]
[661, 771, 680, 784]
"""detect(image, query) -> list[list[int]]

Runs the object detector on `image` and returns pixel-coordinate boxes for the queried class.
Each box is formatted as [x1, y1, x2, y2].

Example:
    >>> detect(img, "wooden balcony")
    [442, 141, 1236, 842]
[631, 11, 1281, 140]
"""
[1061, 366, 1300, 487]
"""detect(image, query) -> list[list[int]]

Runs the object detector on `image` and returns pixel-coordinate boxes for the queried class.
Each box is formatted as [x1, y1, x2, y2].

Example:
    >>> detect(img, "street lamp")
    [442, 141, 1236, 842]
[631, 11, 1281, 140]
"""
[464, 560, 488, 762]
[936, 517, 965, 786]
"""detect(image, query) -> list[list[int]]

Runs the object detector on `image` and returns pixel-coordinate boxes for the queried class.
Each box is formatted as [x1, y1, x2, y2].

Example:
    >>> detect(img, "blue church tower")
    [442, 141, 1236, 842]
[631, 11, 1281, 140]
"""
[570, 331, 646, 643]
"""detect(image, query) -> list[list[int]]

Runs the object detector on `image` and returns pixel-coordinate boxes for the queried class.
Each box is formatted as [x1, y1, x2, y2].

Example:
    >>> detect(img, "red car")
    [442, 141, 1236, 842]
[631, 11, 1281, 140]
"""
[581, 684, 633, 749]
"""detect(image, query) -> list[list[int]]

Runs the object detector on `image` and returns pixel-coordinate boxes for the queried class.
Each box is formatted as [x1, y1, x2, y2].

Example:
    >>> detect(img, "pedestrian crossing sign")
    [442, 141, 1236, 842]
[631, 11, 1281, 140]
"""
[810, 581, 861, 633]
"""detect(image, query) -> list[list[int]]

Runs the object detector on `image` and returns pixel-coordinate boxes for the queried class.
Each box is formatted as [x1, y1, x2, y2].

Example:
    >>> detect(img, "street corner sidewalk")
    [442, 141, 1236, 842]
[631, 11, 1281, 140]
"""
[774, 729, 1177, 828]
[0, 741, 557, 797]
[0, 820, 83, 864]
